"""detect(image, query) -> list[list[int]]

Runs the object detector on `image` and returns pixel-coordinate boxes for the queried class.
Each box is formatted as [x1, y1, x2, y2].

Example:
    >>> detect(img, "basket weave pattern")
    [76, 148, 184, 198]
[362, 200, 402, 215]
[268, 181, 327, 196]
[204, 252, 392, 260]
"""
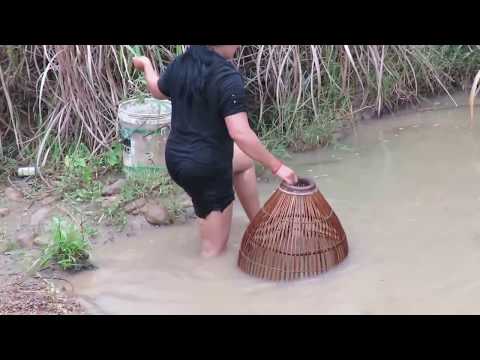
[237, 178, 348, 281]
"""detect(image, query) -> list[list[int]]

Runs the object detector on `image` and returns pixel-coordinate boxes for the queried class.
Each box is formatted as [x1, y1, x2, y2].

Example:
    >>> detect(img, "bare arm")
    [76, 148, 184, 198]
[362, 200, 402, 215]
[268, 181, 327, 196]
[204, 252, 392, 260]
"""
[225, 112, 298, 184]
[132, 56, 168, 100]
[225, 113, 280, 171]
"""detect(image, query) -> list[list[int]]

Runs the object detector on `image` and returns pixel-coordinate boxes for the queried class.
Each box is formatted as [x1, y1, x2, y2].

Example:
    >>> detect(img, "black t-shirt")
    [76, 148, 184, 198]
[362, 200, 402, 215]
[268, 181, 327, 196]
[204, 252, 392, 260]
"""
[158, 48, 247, 169]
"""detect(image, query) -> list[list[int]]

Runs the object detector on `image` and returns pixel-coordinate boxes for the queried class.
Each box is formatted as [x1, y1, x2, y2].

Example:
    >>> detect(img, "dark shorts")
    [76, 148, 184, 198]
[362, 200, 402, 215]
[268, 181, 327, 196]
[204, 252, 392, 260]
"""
[166, 156, 234, 219]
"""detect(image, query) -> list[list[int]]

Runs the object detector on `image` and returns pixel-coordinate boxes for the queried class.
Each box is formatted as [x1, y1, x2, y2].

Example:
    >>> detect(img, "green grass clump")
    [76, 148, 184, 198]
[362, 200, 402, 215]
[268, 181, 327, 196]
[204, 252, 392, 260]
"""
[121, 171, 177, 203]
[35, 217, 93, 271]
[58, 143, 123, 203]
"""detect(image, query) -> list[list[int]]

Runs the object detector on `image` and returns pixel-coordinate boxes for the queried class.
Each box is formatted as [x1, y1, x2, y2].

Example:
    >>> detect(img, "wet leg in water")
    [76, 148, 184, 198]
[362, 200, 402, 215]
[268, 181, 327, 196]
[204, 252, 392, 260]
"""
[233, 144, 261, 221]
[198, 203, 233, 257]
[196, 144, 260, 258]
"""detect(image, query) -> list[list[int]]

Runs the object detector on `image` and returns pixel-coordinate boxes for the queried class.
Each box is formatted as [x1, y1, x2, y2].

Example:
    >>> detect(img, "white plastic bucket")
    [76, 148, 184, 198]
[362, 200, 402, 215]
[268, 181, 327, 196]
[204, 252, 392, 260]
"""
[118, 98, 172, 176]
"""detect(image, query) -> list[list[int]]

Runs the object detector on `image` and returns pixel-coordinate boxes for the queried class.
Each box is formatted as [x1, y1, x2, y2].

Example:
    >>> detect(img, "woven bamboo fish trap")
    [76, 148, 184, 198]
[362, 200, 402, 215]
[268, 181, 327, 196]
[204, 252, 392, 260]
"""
[237, 177, 348, 281]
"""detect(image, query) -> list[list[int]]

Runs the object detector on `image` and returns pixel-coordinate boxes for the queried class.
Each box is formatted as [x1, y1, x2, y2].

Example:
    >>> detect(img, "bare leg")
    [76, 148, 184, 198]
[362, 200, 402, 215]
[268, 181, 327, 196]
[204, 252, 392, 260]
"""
[233, 144, 261, 221]
[198, 203, 234, 257]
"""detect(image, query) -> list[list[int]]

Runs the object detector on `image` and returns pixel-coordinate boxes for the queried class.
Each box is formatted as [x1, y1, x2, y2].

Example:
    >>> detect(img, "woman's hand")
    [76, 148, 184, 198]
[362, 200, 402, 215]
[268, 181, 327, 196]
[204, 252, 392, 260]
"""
[132, 56, 152, 72]
[225, 113, 299, 185]
[275, 164, 298, 185]
[131, 57, 167, 100]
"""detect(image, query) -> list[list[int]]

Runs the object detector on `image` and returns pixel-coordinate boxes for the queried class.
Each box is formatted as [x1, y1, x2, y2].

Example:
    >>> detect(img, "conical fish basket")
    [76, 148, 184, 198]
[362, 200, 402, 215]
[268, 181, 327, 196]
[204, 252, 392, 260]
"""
[237, 177, 348, 281]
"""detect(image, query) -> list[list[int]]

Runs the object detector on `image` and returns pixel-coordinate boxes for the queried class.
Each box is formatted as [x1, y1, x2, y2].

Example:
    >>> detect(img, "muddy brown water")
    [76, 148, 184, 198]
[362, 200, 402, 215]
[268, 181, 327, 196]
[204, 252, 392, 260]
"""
[70, 94, 480, 314]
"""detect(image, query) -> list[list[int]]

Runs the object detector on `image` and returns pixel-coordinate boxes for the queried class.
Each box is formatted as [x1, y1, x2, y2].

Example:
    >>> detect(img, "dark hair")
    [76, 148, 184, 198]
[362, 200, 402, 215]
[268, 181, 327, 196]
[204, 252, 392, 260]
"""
[177, 45, 218, 101]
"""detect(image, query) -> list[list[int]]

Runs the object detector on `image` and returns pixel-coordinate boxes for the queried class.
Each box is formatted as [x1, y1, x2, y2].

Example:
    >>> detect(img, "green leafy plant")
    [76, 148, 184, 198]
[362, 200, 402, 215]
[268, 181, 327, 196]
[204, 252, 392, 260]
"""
[165, 196, 185, 220]
[58, 144, 103, 202]
[122, 171, 177, 203]
[102, 203, 128, 230]
[35, 217, 92, 271]
[101, 143, 123, 170]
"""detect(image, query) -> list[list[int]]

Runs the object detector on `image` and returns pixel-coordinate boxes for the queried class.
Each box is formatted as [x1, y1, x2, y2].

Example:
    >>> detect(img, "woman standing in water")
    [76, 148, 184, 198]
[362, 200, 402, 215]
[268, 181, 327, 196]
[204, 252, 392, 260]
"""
[133, 45, 297, 257]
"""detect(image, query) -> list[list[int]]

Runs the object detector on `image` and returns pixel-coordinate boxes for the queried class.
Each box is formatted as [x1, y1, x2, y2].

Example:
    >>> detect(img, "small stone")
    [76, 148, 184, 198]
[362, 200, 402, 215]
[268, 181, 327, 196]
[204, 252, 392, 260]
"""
[185, 207, 196, 219]
[141, 203, 170, 226]
[178, 193, 191, 203]
[33, 235, 50, 247]
[102, 179, 126, 196]
[16, 229, 38, 249]
[4, 187, 23, 202]
[124, 198, 147, 214]
[30, 206, 52, 227]
[128, 215, 149, 232]
[102, 195, 120, 208]
[40, 196, 58, 206]
[0, 208, 10, 217]
[181, 198, 193, 209]
[176, 214, 188, 224]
